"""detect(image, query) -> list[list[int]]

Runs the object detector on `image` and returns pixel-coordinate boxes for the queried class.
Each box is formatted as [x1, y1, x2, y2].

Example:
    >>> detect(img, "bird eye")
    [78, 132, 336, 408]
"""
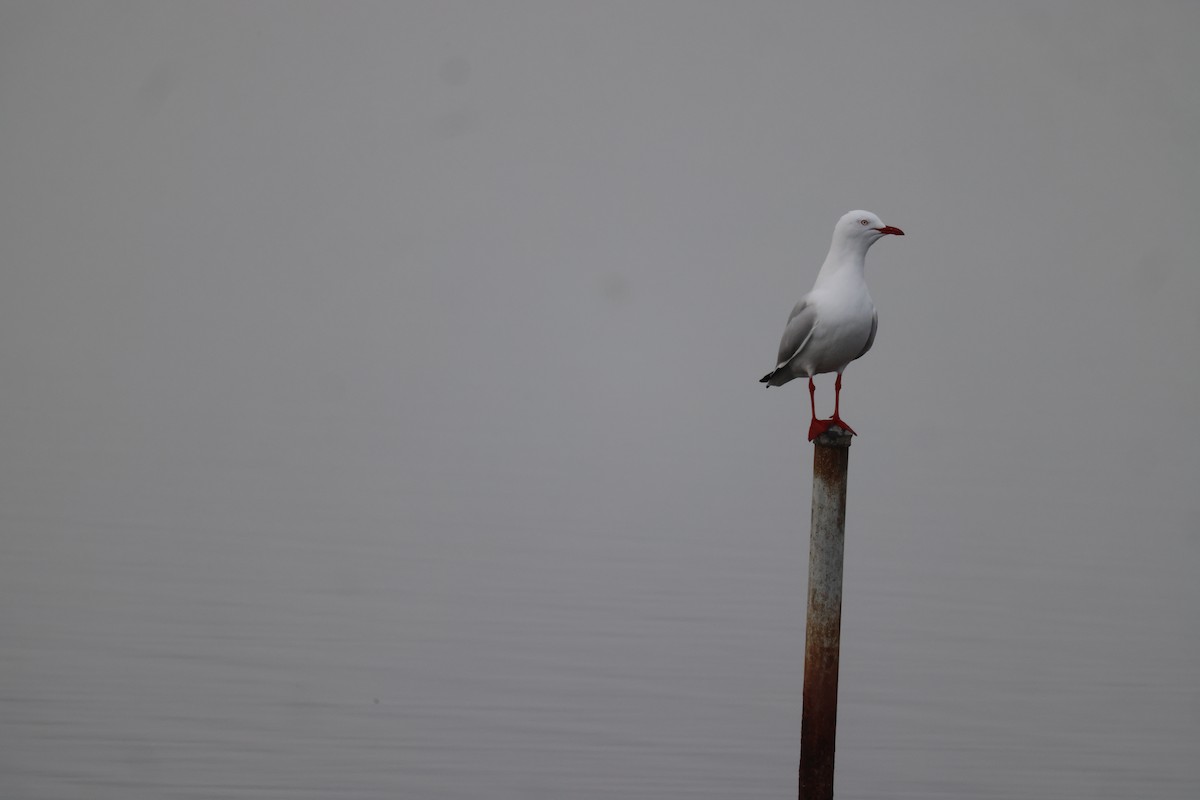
[859, 219, 869, 226]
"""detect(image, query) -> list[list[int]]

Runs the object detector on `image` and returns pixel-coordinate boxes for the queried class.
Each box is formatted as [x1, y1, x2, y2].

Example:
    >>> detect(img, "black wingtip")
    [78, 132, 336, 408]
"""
[759, 372, 772, 385]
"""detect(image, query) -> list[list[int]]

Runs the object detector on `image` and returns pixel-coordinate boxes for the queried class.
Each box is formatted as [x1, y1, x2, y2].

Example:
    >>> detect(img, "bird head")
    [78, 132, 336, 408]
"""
[837, 210, 905, 248]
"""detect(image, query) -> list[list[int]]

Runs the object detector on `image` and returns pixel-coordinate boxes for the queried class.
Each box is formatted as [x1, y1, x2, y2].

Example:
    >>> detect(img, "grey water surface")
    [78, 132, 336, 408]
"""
[2, 3, 1198, 798]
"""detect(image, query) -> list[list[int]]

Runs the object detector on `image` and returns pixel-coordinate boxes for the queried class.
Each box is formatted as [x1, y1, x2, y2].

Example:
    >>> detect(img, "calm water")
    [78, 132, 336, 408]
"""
[3, 449, 1196, 799]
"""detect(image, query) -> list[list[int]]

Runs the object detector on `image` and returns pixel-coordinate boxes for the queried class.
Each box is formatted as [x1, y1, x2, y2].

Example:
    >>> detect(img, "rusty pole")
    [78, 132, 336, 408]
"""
[799, 429, 852, 800]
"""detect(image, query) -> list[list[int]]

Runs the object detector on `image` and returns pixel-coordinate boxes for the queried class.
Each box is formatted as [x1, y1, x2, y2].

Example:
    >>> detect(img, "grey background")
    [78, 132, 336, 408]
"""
[2, 2, 1197, 798]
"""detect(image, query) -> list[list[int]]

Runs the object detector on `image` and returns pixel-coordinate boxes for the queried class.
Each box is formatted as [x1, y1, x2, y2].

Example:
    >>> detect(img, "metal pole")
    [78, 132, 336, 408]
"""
[799, 429, 852, 800]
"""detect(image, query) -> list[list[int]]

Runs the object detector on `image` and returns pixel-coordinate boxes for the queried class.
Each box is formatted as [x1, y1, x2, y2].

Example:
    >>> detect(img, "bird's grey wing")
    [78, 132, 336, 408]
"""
[775, 299, 818, 368]
[854, 309, 878, 361]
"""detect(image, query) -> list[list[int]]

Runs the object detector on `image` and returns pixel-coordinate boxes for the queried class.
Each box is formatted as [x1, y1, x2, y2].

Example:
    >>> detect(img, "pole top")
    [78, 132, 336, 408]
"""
[812, 428, 854, 448]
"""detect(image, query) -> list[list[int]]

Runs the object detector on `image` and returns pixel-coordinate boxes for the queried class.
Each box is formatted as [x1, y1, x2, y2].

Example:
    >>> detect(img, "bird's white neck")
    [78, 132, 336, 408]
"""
[815, 240, 869, 286]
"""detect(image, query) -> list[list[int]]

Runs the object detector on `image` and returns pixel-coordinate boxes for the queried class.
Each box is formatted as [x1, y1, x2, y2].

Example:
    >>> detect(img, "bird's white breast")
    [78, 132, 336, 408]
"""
[803, 277, 875, 375]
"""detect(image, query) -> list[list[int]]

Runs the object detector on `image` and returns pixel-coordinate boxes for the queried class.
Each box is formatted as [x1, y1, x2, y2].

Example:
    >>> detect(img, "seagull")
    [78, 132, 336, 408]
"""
[761, 210, 904, 441]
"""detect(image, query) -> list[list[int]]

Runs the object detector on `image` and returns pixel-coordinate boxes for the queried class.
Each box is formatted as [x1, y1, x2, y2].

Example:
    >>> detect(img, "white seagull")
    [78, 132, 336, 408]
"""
[761, 210, 904, 441]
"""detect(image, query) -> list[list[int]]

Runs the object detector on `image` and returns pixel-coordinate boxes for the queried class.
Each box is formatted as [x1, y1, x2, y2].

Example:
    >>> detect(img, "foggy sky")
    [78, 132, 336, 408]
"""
[3, 1, 1197, 541]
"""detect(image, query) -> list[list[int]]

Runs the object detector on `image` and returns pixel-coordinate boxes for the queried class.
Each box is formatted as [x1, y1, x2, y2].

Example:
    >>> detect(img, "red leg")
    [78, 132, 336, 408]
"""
[829, 372, 857, 436]
[807, 376, 831, 441]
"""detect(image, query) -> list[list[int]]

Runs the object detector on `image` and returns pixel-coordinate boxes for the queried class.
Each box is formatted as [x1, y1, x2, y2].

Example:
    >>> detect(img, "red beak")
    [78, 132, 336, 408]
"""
[874, 225, 905, 236]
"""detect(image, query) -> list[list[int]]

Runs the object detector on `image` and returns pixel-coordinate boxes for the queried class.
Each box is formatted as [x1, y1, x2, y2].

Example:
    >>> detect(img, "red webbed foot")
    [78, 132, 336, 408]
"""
[829, 415, 857, 436]
[808, 416, 857, 441]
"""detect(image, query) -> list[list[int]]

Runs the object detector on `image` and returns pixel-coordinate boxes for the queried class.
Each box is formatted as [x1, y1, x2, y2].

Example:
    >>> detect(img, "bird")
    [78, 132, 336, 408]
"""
[761, 210, 904, 441]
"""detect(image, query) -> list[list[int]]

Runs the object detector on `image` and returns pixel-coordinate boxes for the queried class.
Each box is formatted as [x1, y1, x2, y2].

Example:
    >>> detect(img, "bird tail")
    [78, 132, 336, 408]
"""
[759, 370, 774, 385]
